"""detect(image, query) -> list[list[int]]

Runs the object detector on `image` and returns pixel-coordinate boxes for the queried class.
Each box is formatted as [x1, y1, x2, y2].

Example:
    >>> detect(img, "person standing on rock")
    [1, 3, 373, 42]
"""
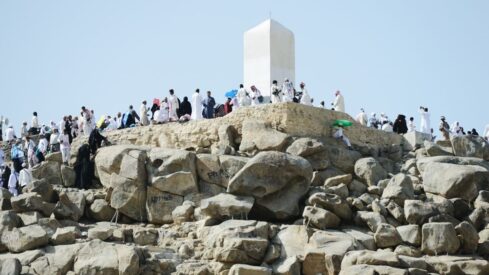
[7, 163, 19, 196]
[5, 125, 16, 143]
[140, 100, 149, 126]
[271, 80, 282, 104]
[168, 89, 180, 121]
[332, 90, 345, 112]
[20, 121, 28, 138]
[29, 111, 39, 135]
[355, 108, 368, 126]
[81, 106, 93, 135]
[224, 98, 233, 114]
[484, 124, 489, 141]
[408, 117, 416, 132]
[439, 116, 450, 140]
[451, 121, 463, 137]
[393, 114, 408, 134]
[299, 82, 312, 106]
[369, 113, 380, 129]
[202, 91, 216, 119]
[191, 89, 203, 120]
[50, 128, 60, 153]
[18, 163, 31, 191]
[237, 84, 250, 108]
[281, 78, 294, 102]
[419, 106, 431, 134]
[59, 128, 71, 165]
[250, 85, 262, 106]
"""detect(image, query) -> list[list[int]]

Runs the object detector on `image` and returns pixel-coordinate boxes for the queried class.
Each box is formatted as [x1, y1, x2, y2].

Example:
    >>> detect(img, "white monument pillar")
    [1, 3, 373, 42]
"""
[244, 19, 295, 97]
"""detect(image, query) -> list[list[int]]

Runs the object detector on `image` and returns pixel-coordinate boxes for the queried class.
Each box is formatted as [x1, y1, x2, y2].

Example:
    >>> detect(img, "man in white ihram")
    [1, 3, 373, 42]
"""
[484, 124, 489, 141]
[299, 82, 312, 106]
[236, 84, 250, 108]
[281, 78, 294, 102]
[355, 108, 368, 126]
[419, 106, 431, 134]
[168, 89, 179, 121]
[191, 89, 203, 120]
[332, 90, 345, 112]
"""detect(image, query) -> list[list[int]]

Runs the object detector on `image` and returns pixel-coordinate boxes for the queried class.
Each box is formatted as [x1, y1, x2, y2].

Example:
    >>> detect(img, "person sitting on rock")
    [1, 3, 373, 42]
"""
[333, 125, 352, 150]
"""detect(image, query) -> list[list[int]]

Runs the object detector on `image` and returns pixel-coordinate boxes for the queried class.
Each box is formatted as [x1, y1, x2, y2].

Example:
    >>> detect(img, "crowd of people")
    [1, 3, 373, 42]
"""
[0, 78, 488, 197]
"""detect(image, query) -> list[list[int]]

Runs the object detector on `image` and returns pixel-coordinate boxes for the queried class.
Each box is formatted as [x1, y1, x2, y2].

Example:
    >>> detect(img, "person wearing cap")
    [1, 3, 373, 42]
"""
[299, 82, 312, 106]
[439, 116, 450, 141]
[281, 78, 294, 102]
[19, 162, 32, 190]
[332, 90, 345, 112]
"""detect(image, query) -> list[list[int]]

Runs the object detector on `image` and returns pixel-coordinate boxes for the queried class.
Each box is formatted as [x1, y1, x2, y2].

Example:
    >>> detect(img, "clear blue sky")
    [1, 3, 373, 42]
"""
[1, 1, 488, 135]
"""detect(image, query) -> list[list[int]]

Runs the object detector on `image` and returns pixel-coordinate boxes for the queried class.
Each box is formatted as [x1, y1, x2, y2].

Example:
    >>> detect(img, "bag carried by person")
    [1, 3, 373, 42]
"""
[257, 96, 264, 103]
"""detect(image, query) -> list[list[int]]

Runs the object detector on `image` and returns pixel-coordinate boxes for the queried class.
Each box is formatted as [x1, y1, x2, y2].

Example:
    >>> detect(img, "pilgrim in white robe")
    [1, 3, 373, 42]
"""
[191, 92, 203, 120]
[419, 109, 431, 134]
[168, 95, 179, 121]
[333, 127, 351, 147]
[332, 94, 345, 112]
[281, 81, 294, 102]
[237, 88, 249, 108]
[484, 124, 489, 140]
[355, 110, 368, 126]
[300, 88, 312, 106]
[140, 104, 149, 126]
[271, 84, 282, 104]
[408, 121, 416, 132]
[250, 88, 262, 106]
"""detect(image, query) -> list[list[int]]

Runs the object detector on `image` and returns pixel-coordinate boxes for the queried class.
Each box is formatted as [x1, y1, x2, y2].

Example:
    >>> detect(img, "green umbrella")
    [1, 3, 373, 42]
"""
[332, 119, 353, 127]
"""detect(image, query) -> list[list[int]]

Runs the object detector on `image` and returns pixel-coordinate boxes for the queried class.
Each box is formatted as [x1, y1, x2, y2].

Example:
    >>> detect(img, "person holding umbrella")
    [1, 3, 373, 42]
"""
[332, 119, 353, 150]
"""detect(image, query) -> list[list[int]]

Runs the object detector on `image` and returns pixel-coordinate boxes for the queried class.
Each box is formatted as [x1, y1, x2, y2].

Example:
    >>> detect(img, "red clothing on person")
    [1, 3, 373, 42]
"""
[224, 102, 233, 114]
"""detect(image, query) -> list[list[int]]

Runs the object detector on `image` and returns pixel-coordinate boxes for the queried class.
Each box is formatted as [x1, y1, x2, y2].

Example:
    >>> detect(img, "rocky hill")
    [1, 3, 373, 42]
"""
[1, 102, 489, 275]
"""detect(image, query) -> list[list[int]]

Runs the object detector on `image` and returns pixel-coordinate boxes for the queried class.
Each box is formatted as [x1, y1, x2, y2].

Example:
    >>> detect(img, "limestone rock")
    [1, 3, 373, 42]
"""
[421, 222, 460, 255]
[425, 255, 489, 275]
[25, 179, 54, 203]
[342, 227, 376, 250]
[53, 190, 86, 221]
[239, 120, 290, 152]
[455, 221, 479, 254]
[73, 239, 139, 275]
[94, 145, 143, 187]
[422, 162, 489, 201]
[200, 193, 254, 220]
[228, 151, 312, 220]
[31, 161, 62, 186]
[355, 211, 386, 232]
[0, 258, 21, 275]
[88, 199, 115, 221]
[324, 174, 353, 187]
[219, 155, 249, 188]
[172, 201, 195, 224]
[273, 256, 301, 275]
[16, 211, 41, 226]
[341, 250, 401, 269]
[147, 148, 198, 196]
[229, 264, 272, 275]
[50, 226, 79, 245]
[404, 200, 438, 225]
[286, 138, 325, 157]
[307, 192, 352, 221]
[10, 193, 55, 217]
[397, 224, 421, 246]
[302, 206, 340, 229]
[451, 135, 489, 160]
[381, 173, 414, 206]
[354, 157, 388, 186]
[88, 226, 113, 241]
[146, 186, 182, 224]
[5, 225, 49, 253]
[327, 146, 362, 173]
[374, 223, 402, 248]
[60, 165, 76, 187]
[133, 228, 158, 246]
[110, 173, 147, 222]
[196, 154, 222, 186]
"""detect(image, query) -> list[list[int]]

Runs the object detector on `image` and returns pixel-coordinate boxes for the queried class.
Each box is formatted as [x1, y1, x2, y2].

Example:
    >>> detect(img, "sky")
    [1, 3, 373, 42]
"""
[1, 1, 488, 136]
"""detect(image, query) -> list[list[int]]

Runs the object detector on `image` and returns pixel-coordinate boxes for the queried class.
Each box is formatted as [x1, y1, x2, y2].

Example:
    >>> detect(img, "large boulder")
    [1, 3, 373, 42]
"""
[60, 165, 76, 187]
[146, 186, 182, 224]
[4, 225, 49, 253]
[326, 146, 362, 173]
[422, 162, 489, 201]
[239, 120, 290, 153]
[0, 188, 12, 211]
[10, 193, 55, 216]
[73, 239, 140, 275]
[286, 138, 325, 157]
[451, 135, 489, 160]
[200, 193, 254, 220]
[425, 255, 489, 274]
[354, 157, 388, 186]
[110, 173, 147, 222]
[307, 192, 352, 221]
[94, 145, 143, 187]
[199, 220, 269, 265]
[53, 190, 86, 221]
[228, 151, 313, 220]
[404, 200, 439, 225]
[421, 222, 460, 255]
[381, 173, 414, 206]
[88, 199, 116, 221]
[31, 161, 62, 186]
[219, 155, 249, 188]
[147, 148, 198, 196]
[302, 206, 341, 230]
[25, 179, 54, 203]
